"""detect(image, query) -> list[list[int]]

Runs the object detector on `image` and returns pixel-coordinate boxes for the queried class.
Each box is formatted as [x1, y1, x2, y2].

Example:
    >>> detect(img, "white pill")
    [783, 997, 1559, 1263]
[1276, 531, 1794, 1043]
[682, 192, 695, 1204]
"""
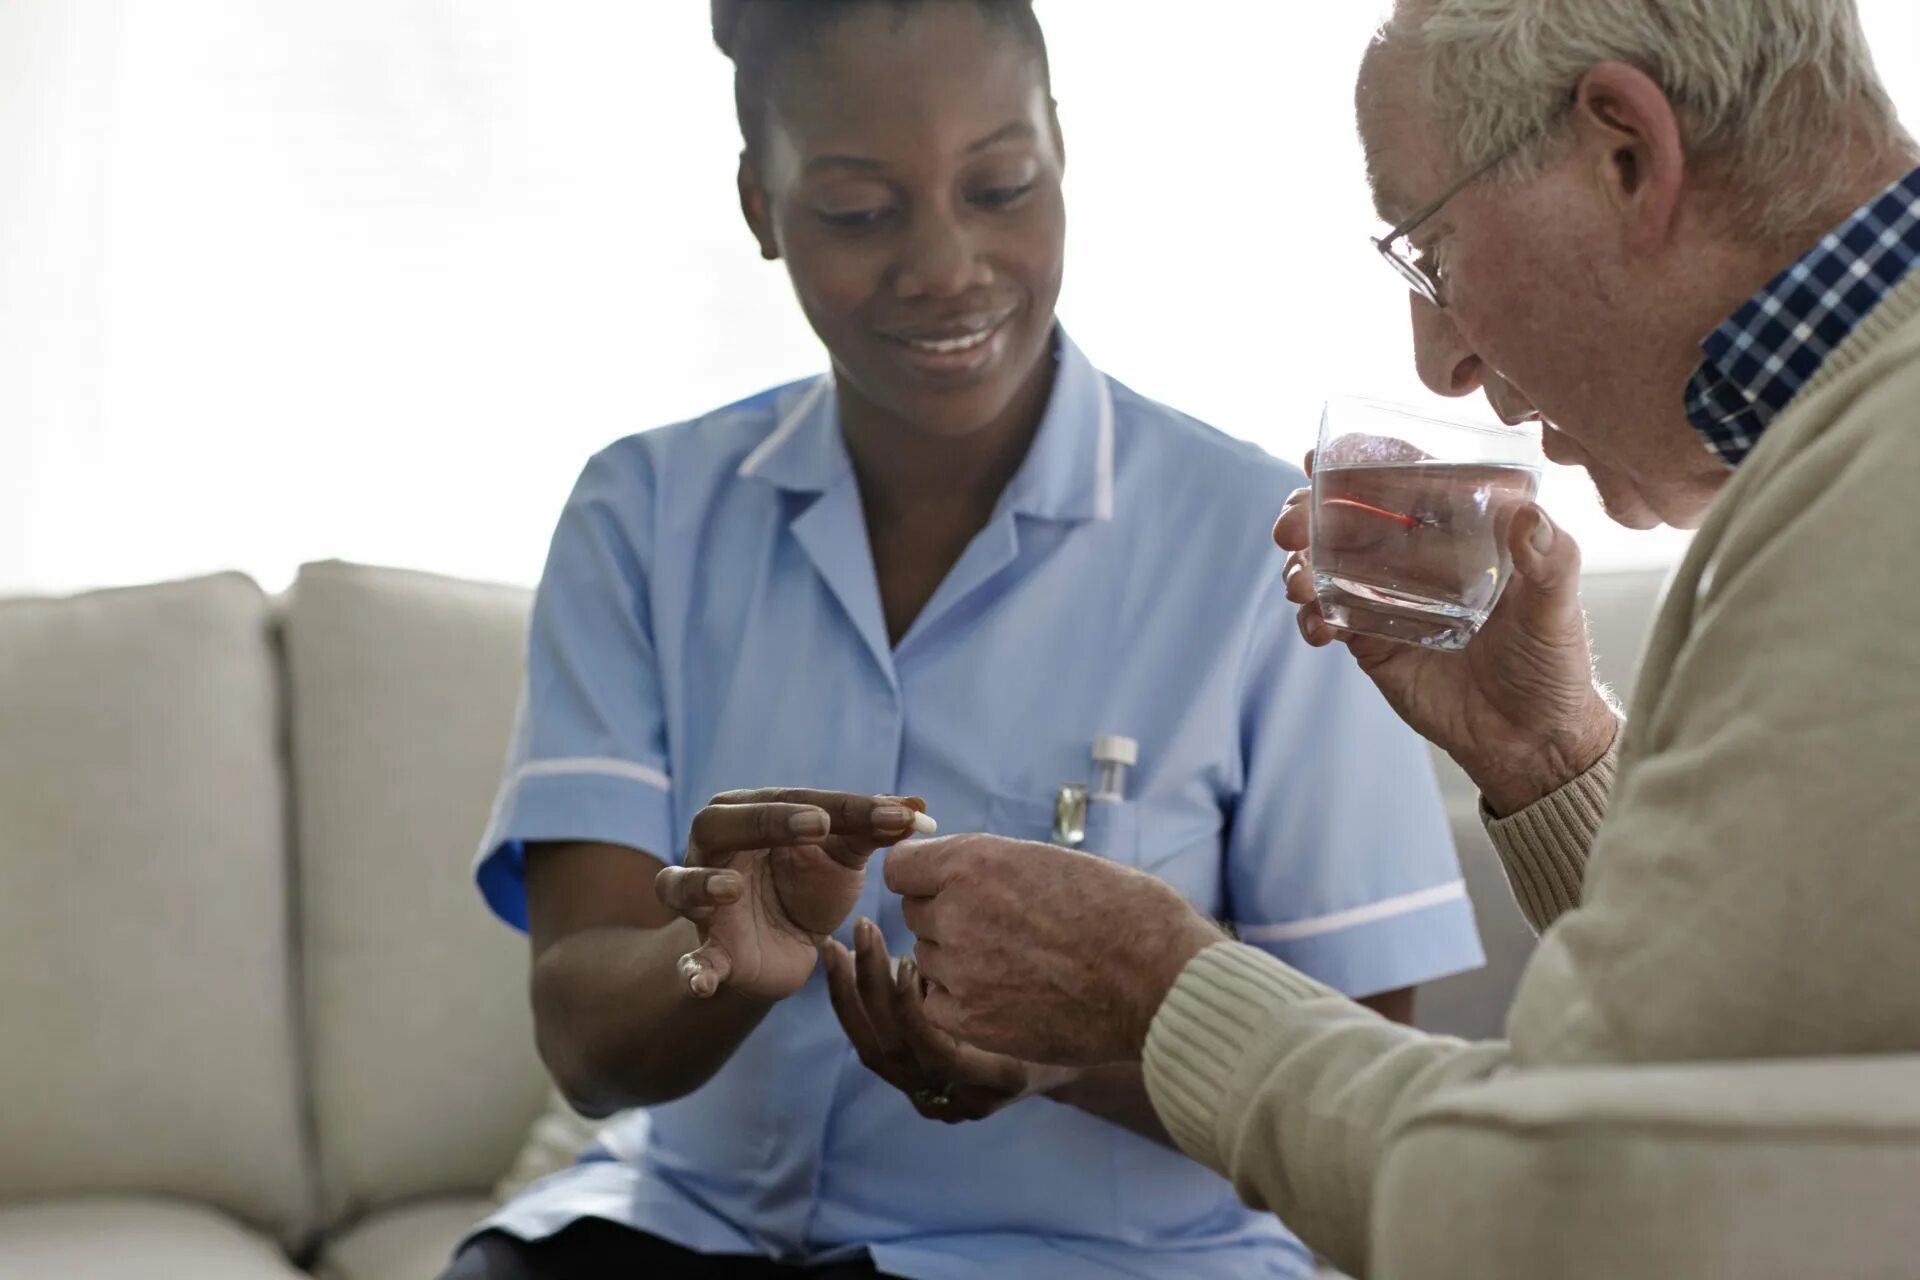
[910, 811, 939, 836]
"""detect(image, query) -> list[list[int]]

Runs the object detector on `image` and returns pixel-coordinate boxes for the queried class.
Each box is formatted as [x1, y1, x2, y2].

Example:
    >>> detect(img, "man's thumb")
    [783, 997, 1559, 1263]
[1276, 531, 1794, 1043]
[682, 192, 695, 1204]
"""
[1506, 505, 1582, 612]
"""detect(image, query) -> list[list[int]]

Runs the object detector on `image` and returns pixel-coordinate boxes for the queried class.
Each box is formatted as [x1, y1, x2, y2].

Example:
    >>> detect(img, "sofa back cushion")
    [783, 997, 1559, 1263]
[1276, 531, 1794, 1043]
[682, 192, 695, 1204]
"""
[0, 575, 313, 1242]
[282, 562, 546, 1220]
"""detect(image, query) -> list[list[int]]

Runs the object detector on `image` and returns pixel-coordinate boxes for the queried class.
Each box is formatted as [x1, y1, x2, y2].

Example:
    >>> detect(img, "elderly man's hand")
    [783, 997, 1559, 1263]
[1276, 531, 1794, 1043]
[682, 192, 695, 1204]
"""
[885, 834, 1229, 1066]
[1274, 454, 1620, 816]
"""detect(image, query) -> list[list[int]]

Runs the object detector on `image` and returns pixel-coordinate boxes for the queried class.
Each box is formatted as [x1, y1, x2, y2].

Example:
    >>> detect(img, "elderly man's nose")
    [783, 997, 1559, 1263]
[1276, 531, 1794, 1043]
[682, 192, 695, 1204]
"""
[1411, 296, 1486, 398]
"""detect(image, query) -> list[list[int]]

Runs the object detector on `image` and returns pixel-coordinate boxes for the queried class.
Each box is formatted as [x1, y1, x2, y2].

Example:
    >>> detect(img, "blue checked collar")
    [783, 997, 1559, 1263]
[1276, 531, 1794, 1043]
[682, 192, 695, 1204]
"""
[1685, 165, 1920, 467]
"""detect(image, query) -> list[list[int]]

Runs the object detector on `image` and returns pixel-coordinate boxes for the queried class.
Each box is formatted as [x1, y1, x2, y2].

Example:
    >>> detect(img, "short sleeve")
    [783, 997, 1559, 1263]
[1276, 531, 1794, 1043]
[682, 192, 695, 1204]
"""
[474, 445, 677, 931]
[1223, 572, 1485, 997]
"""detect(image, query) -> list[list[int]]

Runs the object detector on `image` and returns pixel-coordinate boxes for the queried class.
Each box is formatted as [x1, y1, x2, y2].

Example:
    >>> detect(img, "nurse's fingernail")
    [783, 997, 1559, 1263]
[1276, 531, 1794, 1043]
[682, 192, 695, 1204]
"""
[873, 805, 910, 830]
[857, 917, 876, 945]
[710, 873, 743, 902]
[789, 810, 830, 838]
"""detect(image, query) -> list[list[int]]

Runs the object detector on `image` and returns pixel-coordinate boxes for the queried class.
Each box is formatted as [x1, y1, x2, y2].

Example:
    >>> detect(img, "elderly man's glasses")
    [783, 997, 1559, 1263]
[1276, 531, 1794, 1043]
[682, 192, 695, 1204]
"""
[1373, 97, 1575, 308]
[1370, 148, 1512, 309]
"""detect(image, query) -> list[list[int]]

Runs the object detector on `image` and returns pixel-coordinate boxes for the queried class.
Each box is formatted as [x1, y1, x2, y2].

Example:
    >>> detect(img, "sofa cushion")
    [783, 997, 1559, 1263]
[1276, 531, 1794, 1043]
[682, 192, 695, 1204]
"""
[492, 1090, 604, 1206]
[0, 1197, 306, 1279]
[1374, 1056, 1920, 1280]
[313, 1196, 496, 1280]
[0, 575, 313, 1242]
[283, 562, 547, 1220]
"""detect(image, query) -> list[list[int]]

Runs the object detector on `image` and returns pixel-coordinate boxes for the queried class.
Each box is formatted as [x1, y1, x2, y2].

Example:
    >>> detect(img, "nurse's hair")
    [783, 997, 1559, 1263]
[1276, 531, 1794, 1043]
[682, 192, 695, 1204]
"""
[711, 0, 1051, 156]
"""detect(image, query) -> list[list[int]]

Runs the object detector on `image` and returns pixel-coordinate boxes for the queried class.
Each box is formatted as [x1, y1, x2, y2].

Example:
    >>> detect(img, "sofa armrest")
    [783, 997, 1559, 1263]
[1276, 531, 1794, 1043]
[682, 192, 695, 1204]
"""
[1372, 1057, 1920, 1280]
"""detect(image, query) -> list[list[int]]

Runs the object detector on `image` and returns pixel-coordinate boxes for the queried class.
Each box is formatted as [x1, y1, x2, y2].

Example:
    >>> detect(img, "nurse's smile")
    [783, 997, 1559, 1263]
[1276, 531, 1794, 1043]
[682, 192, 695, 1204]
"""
[879, 300, 1022, 383]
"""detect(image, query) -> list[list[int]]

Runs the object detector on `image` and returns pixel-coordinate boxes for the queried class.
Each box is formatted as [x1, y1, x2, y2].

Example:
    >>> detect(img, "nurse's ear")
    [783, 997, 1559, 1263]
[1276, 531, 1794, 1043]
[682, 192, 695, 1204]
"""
[1048, 96, 1066, 178]
[737, 153, 781, 263]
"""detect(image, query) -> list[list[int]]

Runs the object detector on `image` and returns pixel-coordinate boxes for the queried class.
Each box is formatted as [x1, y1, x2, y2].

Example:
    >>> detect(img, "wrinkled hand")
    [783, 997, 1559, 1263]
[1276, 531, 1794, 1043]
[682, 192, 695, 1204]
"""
[886, 834, 1227, 1066]
[1275, 451, 1619, 815]
[824, 917, 1078, 1123]
[655, 790, 929, 1003]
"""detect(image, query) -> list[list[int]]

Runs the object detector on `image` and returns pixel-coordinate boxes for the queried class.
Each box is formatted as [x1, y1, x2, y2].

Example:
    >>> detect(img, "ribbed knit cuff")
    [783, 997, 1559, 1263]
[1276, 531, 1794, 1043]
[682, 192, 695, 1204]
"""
[1481, 745, 1618, 934]
[1143, 942, 1335, 1169]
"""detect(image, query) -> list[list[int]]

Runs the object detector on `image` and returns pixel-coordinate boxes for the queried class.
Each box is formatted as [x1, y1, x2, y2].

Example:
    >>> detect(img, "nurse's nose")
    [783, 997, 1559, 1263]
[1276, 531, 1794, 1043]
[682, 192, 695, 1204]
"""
[1410, 294, 1487, 398]
[895, 208, 993, 300]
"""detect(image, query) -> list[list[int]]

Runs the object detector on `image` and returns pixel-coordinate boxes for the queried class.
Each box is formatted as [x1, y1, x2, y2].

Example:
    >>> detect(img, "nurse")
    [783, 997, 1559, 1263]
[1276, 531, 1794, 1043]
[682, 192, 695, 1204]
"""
[445, 2, 1483, 1278]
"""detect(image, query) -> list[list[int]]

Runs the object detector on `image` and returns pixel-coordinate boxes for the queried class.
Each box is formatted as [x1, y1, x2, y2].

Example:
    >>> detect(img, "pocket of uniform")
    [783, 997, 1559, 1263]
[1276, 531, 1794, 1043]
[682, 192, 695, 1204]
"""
[987, 793, 1141, 865]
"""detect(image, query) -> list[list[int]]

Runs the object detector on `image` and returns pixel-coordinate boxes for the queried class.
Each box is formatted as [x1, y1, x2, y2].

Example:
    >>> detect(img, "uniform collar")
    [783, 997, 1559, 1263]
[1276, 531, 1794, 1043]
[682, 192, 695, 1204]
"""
[737, 328, 1116, 524]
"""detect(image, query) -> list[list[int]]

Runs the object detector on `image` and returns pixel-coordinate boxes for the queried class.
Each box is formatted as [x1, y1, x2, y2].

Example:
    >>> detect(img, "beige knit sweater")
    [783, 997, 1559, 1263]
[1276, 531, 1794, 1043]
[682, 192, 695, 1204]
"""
[1143, 268, 1920, 1276]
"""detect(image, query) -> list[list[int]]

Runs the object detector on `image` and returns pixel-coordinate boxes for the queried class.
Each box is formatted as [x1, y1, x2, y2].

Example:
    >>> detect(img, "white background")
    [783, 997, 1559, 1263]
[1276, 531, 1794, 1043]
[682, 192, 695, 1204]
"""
[4, 1, 1918, 594]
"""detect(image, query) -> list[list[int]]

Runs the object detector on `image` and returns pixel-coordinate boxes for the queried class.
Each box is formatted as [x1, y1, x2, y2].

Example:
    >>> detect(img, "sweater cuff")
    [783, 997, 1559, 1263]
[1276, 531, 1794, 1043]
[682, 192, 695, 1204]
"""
[1481, 743, 1619, 934]
[1143, 942, 1337, 1170]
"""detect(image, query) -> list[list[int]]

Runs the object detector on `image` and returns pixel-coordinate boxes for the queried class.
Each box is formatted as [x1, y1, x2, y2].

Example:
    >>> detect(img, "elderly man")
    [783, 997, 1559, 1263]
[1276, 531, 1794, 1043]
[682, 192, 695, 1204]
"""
[886, 0, 1920, 1272]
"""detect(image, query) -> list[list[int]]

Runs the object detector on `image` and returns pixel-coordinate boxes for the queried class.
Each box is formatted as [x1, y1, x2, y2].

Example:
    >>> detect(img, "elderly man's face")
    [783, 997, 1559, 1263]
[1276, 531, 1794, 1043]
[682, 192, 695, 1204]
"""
[1356, 40, 1729, 529]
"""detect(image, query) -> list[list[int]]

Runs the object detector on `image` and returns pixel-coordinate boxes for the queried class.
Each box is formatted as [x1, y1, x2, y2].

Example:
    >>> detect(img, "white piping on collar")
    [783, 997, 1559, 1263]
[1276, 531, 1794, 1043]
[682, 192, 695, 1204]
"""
[738, 370, 1113, 519]
[1094, 374, 1115, 521]
[737, 376, 831, 479]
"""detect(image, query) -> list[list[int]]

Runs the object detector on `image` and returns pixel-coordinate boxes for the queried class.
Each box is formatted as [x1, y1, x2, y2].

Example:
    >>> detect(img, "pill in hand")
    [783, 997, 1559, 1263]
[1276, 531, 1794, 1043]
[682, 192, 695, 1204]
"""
[910, 811, 939, 836]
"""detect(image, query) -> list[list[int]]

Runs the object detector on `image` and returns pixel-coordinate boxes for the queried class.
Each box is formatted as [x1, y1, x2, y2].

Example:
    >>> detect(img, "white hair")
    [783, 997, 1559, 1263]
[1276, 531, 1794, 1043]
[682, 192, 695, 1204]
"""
[1390, 0, 1914, 235]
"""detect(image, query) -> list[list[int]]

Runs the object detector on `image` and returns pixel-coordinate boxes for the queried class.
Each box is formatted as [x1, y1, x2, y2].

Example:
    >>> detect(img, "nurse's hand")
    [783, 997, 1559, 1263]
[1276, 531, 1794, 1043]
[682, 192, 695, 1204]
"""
[823, 917, 1078, 1124]
[1273, 457, 1619, 817]
[658, 791, 929, 1003]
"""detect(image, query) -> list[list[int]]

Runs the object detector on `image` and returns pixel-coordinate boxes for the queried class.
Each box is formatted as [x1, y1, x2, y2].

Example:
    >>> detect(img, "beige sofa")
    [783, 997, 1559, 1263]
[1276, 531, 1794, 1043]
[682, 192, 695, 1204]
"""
[3, 560, 1915, 1279]
[0, 564, 545, 1279]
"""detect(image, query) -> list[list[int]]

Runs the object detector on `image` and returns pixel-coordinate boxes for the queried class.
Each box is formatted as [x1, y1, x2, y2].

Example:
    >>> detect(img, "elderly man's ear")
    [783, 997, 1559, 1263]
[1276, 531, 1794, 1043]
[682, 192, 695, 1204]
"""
[1570, 61, 1688, 248]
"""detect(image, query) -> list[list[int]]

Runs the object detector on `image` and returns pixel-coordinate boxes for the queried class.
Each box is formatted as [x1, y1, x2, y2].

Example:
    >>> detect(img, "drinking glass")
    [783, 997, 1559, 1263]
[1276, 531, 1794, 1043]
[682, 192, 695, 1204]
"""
[1311, 397, 1543, 652]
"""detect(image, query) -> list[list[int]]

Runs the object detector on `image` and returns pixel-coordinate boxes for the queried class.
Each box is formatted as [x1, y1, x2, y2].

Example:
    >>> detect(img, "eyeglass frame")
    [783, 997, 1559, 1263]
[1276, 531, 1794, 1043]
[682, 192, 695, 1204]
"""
[1371, 100, 1575, 308]
[1370, 148, 1513, 309]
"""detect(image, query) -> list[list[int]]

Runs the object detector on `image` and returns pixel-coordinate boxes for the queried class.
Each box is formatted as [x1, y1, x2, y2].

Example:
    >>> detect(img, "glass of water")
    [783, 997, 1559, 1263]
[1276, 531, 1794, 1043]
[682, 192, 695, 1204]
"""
[1312, 397, 1543, 652]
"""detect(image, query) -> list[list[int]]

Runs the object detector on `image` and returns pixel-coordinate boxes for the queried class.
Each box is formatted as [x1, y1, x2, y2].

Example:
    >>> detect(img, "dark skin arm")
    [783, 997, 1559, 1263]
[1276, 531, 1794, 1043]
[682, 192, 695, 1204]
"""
[526, 790, 926, 1117]
[1361, 986, 1417, 1026]
[526, 840, 770, 1116]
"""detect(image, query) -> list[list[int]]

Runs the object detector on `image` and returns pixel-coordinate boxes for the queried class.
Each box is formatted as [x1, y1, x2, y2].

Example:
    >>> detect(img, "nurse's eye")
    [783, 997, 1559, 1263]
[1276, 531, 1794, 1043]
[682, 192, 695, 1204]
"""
[816, 206, 896, 232]
[970, 182, 1035, 211]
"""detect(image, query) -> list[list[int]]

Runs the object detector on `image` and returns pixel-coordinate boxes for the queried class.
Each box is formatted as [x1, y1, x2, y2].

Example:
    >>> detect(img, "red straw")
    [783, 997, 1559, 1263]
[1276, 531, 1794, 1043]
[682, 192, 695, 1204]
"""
[1322, 497, 1421, 529]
